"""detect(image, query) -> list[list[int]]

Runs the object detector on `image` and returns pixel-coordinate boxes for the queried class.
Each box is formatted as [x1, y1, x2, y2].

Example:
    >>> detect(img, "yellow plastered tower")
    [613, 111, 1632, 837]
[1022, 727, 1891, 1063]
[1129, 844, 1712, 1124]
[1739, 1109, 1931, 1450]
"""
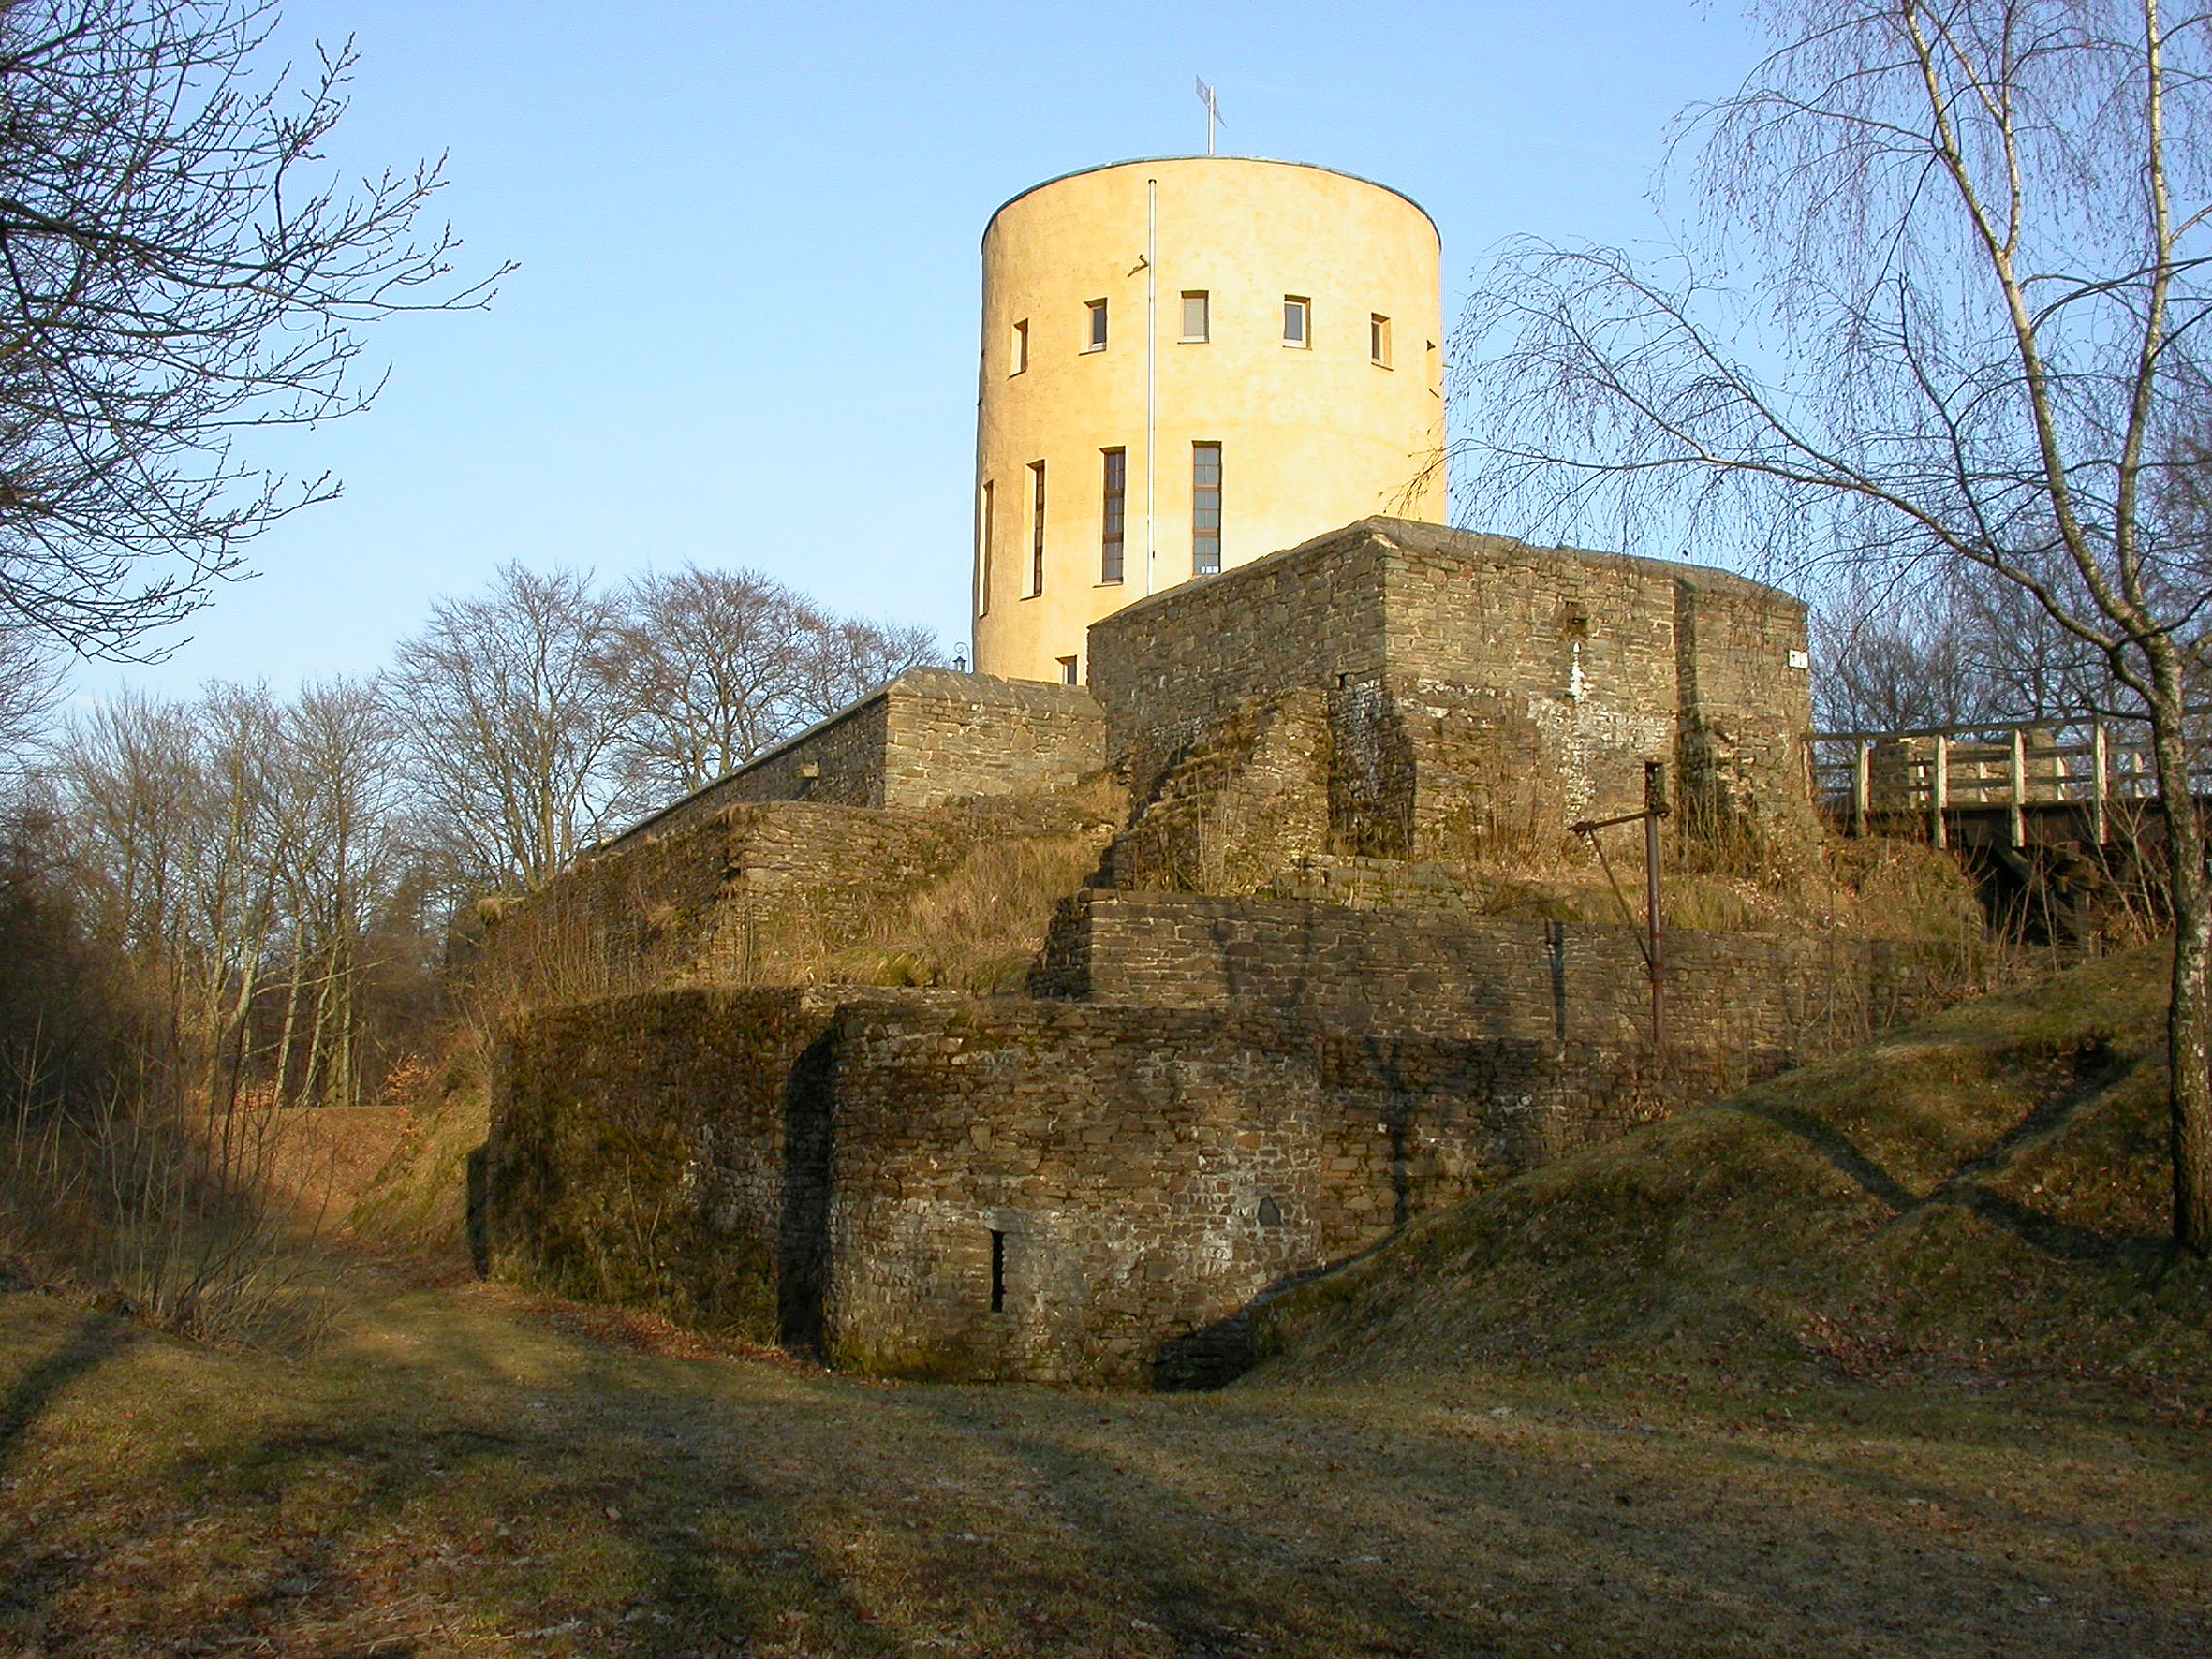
[971, 156, 1448, 684]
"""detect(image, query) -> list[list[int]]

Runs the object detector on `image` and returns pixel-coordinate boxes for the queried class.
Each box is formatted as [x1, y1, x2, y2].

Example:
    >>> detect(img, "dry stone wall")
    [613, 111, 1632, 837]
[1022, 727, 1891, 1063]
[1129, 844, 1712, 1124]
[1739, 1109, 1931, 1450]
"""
[479, 789, 1115, 1005]
[492, 988, 1711, 1387]
[1675, 579, 1820, 843]
[1086, 518, 1814, 877]
[820, 998, 1642, 1387]
[611, 670, 1105, 844]
[479, 802, 997, 1001]
[490, 887, 1963, 1387]
[1034, 890, 1957, 1074]
[486, 988, 838, 1343]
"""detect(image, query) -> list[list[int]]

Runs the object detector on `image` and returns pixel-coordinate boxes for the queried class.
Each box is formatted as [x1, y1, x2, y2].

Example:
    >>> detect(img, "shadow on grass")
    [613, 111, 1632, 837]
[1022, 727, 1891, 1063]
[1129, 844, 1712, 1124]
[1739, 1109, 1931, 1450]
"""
[1724, 1052, 2163, 1265]
[0, 1288, 907, 1658]
[0, 1309, 125, 1470]
[884, 1382, 2196, 1658]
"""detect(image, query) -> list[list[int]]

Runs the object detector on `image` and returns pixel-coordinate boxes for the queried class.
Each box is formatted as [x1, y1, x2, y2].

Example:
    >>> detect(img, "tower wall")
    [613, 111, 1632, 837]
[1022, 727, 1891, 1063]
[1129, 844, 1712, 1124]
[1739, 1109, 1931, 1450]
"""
[972, 157, 1447, 684]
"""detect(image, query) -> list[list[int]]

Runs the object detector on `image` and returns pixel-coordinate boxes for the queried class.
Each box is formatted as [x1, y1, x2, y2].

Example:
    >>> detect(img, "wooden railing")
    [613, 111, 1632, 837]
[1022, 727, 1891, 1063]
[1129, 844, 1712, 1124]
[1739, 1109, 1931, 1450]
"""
[1806, 714, 2210, 849]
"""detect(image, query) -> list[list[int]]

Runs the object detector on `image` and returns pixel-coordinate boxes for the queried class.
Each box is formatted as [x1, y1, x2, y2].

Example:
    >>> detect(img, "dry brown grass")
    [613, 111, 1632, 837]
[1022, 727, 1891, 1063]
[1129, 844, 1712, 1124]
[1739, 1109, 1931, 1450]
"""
[1461, 826, 1988, 941]
[4, 952, 2209, 1655]
[0, 1086, 336, 1351]
[1256, 944, 2212, 1402]
[828, 821, 1112, 993]
[0, 1260, 2204, 1657]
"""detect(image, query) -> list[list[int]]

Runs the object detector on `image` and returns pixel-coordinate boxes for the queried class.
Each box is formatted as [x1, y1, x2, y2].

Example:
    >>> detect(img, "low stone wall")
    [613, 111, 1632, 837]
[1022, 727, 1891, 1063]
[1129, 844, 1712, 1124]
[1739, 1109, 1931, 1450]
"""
[818, 999, 1666, 1387]
[1035, 890, 1958, 1069]
[609, 670, 1106, 844]
[490, 987, 1705, 1387]
[479, 788, 1117, 1006]
[477, 802, 1006, 1004]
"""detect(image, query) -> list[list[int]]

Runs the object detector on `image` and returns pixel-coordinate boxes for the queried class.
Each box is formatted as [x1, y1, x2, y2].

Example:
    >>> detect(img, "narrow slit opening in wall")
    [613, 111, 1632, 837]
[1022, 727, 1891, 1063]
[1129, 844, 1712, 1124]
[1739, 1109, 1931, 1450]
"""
[989, 1228, 1006, 1312]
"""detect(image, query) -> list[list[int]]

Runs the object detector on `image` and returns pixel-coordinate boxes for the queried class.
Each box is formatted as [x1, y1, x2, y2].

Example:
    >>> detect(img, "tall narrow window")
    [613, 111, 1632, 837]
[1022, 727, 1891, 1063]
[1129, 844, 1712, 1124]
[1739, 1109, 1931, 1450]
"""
[1058, 655, 1079, 685]
[1180, 290, 1209, 343]
[1099, 448, 1126, 583]
[1192, 442, 1222, 576]
[976, 479, 994, 617]
[1084, 299, 1108, 352]
[1028, 461, 1046, 595]
[988, 1229, 1006, 1313]
[1010, 317, 1029, 375]
[1369, 313, 1392, 367]
[1283, 296, 1310, 347]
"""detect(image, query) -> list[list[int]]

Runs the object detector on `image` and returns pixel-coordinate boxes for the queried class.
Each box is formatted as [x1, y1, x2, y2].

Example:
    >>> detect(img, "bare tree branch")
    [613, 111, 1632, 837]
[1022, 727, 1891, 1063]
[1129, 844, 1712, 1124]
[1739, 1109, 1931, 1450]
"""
[0, 0, 510, 658]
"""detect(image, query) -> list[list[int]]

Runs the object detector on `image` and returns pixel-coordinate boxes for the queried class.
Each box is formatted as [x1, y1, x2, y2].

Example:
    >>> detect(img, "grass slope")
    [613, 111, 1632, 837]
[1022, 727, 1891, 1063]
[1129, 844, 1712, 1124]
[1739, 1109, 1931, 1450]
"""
[1255, 945, 2212, 1399]
[4, 1270, 2209, 1656]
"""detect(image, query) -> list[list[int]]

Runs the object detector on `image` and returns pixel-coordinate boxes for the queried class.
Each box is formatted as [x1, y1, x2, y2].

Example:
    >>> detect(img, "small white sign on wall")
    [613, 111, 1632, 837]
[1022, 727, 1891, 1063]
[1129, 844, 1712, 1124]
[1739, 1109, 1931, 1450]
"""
[1788, 649, 1811, 670]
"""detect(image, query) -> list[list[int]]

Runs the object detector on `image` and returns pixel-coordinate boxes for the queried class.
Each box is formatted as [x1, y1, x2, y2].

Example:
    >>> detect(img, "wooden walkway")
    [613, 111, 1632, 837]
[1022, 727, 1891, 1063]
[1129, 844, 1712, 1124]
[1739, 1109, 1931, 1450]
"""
[1807, 715, 2200, 851]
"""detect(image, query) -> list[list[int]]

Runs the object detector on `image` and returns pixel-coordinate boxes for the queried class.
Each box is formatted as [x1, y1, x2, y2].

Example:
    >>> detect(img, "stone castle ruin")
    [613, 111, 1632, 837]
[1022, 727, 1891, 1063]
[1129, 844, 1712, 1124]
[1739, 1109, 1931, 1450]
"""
[483, 519, 1959, 1386]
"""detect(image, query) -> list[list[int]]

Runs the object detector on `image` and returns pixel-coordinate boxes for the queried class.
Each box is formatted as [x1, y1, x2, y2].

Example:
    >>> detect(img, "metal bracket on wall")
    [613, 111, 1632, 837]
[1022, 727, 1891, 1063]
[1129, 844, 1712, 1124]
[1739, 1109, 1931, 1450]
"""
[1569, 759, 1671, 1050]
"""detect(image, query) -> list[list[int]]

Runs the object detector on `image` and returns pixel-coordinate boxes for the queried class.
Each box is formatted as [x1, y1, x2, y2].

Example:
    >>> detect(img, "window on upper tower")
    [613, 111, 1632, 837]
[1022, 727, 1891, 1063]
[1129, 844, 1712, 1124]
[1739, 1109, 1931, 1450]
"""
[1058, 655, 1080, 685]
[1192, 442, 1222, 576]
[1028, 461, 1046, 595]
[1084, 299, 1108, 352]
[1181, 291, 1210, 343]
[976, 479, 994, 618]
[1099, 448, 1126, 585]
[1369, 314, 1392, 367]
[1010, 318, 1029, 375]
[1283, 297, 1310, 348]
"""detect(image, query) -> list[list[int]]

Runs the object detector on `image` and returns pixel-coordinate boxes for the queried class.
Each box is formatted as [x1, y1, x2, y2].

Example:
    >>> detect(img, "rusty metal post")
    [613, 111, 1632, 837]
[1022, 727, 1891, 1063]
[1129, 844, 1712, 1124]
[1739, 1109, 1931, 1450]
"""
[1644, 759, 1667, 1050]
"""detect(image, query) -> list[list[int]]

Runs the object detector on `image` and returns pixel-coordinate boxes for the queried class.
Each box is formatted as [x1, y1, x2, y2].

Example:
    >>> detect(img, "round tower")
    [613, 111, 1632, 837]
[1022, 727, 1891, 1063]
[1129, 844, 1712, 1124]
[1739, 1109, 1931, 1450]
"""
[971, 156, 1447, 684]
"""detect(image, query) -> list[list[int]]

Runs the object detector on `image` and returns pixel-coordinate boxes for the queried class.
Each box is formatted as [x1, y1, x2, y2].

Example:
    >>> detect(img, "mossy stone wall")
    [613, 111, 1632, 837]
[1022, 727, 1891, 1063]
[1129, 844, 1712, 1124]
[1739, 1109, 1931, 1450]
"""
[485, 988, 837, 1342]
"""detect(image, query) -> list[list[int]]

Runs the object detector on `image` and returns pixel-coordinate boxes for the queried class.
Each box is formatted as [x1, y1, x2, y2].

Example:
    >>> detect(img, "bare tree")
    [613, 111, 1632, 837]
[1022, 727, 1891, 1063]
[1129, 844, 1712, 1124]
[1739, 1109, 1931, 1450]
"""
[603, 565, 819, 800]
[1453, 0, 2212, 1250]
[1817, 558, 2122, 729]
[267, 674, 404, 1108]
[49, 682, 288, 1094]
[0, 0, 507, 657]
[391, 565, 626, 892]
[1814, 588, 1996, 732]
[791, 615, 940, 726]
[0, 624, 64, 769]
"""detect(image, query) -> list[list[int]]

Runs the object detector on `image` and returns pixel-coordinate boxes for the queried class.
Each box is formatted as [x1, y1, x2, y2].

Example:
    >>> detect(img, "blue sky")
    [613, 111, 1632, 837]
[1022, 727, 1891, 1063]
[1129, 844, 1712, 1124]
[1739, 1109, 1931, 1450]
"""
[77, 0, 1767, 703]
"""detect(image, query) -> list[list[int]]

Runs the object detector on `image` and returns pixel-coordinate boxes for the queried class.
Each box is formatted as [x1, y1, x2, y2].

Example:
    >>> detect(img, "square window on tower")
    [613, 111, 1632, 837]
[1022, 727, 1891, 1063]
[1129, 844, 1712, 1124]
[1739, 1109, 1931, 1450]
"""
[1084, 299, 1108, 352]
[1283, 296, 1310, 347]
[1181, 291, 1209, 343]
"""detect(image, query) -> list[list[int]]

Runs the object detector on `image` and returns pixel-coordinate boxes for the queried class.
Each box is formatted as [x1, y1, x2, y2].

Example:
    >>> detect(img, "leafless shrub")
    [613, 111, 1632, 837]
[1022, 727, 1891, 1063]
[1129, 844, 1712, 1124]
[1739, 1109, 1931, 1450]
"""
[1, 1059, 332, 1349]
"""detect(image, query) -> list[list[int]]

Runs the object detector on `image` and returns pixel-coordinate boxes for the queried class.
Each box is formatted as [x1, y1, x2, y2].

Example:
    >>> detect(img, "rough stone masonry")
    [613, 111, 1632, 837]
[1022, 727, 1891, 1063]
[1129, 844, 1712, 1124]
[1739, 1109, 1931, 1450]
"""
[486, 519, 1926, 1387]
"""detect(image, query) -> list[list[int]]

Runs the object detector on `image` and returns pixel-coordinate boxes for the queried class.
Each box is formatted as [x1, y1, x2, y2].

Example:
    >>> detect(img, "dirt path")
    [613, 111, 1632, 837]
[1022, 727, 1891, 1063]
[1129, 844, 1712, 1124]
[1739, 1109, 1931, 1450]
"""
[0, 1271, 2205, 1658]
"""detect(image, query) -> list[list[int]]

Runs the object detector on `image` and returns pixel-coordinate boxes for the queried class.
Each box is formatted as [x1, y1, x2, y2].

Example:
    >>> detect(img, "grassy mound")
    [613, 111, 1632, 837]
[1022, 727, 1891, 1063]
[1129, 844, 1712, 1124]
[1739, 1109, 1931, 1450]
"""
[1254, 944, 2212, 1399]
[345, 1048, 490, 1274]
